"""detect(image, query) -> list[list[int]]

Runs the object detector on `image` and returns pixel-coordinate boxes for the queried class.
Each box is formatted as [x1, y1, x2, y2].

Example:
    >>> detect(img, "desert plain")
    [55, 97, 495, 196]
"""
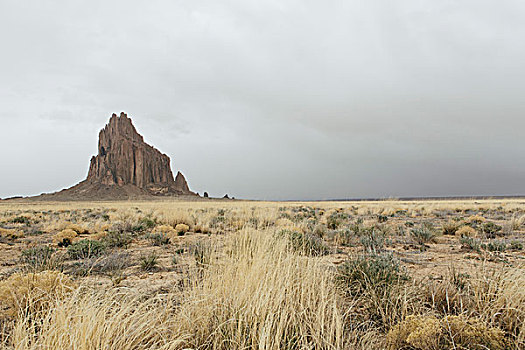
[0, 198, 523, 349]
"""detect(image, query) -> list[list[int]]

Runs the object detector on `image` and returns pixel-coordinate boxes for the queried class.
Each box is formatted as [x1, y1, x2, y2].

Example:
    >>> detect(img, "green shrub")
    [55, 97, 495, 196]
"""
[442, 221, 460, 235]
[509, 241, 523, 251]
[102, 230, 133, 248]
[337, 254, 408, 297]
[278, 229, 330, 256]
[21, 246, 57, 270]
[146, 233, 171, 246]
[327, 212, 349, 229]
[410, 224, 437, 246]
[481, 222, 502, 238]
[140, 253, 159, 271]
[360, 230, 385, 253]
[11, 216, 30, 224]
[460, 236, 482, 252]
[138, 216, 156, 230]
[378, 215, 389, 223]
[483, 240, 506, 252]
[67, 240, 106, 260]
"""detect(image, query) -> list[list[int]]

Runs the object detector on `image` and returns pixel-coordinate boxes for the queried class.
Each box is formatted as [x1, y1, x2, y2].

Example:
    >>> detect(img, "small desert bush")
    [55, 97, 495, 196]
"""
[138, 216, 157, 230]
[326, 211, 349, 229]
[465, 215, 486, 224]
[152, 224, 178, 239]
[456, 225, 478, 237]
[65, 223, 89, 235]
[0, 227, 24, 240]
[336, 253, 412, 330]
[101, 229, 133, 248]
[483, 240, 507, 252]
[387, 314, 506, 350]
[174, 223, 189, 235]
[442, 220, 460, 235]
[67, 239, 106, 260]
[0, 271, 75, 317]
[139, 253, 159, 271]
[53, 228, 77, 247]
[337, 253, 408, 298]
[460, 236, 482, 252]
[481, 221, 503, 238]
[146, 232, 171, 246]
[360, 230, 385, 253]
[410, 224, 437, 246]
[20, 246, 59, 271]
[278, 228, 330, 256]
[11, 216, 30, 225]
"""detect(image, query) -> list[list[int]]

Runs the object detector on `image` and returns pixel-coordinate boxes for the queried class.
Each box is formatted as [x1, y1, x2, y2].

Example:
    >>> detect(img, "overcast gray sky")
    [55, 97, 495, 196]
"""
[1, 0, 524, 200]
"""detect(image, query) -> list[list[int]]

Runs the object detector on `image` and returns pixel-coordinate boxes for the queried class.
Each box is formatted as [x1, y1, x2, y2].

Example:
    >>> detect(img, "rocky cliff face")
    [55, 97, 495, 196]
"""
[84, 112, 192, 195]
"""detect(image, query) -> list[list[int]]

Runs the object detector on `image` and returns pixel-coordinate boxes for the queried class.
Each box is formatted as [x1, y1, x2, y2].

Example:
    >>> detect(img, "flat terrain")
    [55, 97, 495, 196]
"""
[0, 199, 524, 349]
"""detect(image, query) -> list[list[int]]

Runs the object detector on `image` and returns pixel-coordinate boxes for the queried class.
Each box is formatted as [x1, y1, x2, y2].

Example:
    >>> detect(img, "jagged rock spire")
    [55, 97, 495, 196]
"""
[85, 112, 193, 195]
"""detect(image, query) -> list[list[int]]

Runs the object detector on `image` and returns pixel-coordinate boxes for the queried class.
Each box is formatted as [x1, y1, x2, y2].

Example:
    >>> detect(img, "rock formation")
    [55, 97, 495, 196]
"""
[40, 112, 196, 200]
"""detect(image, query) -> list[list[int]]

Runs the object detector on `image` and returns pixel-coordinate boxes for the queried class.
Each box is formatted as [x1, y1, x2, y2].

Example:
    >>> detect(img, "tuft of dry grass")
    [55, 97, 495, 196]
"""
[0, 271, 76, 318]
[52, 229, 77, 247]
[4, 230, 344, 349]
[456, 225, 478, 237]
[386, 314, 506, 350]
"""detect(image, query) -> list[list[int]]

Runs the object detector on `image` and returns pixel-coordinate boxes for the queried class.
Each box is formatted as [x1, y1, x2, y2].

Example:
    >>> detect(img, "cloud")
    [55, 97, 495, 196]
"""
[1, 0, 524, 199]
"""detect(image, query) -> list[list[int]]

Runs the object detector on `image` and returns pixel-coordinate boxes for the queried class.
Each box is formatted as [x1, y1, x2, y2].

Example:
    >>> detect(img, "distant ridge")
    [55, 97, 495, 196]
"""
[280, 195, 525, 202]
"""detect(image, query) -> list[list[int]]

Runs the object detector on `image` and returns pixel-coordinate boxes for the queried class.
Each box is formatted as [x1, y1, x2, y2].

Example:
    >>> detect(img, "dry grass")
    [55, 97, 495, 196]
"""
[4, 230, 343, 349]
[0, 198, 523, 349]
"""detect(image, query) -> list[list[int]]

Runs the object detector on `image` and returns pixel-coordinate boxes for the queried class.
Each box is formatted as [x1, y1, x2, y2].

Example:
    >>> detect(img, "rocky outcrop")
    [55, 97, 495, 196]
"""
[84, 112, 193, 195]
[40, 112, 196, 200]
[174, 171, 190, 193]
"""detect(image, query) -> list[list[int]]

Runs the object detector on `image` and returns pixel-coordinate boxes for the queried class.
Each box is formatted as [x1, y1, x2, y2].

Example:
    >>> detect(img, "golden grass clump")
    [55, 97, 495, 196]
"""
[386, 315, 506, 350]
[160, 209, 195, 229]
[0, 271, 76, 318]
[65, 223, 90, 235]
[465, 214, 486, 224]
[174, 223, 189, 235]
[456, 225, 478, 237]
[472, 267, 525, 346]
[7, 230, 344, 349]
[0, 227, 24, 239]
[176, 230, 344, 349]
[275, 217, 294, 228]
[445, 315, 506, 349]
[386, 315, 442, 350]
[153, 224, 178, 236]
[9, 290, 181, 350]
[52, 228, 78, 246]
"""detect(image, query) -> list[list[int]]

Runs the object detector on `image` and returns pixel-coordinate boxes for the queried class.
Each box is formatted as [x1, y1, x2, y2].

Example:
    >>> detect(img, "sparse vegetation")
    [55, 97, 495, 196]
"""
[21, 245, 58, 271]
[67, 239, 106, 259]
[0, 271, 75, 317]
[410, 224, 438, 246]
[140, 252, 159, 271]
[0, 199, 523, 349]
[386, 315, 506, 350]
